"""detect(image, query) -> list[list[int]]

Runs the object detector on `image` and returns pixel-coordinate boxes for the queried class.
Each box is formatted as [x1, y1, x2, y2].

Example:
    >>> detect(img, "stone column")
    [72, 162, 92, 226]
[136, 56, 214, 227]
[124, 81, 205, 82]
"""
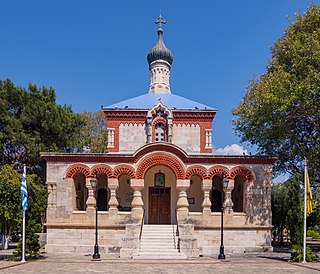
[130, 179, 144, 222]
[201, 179, 212, 219]
[224, 179, 234, 215]
[176, 179, 190, 221]
[86, 177, 96, 214]
[46, 182, 57, 220]
[108, 178, 119, 218]
[262, 179, 272, 226]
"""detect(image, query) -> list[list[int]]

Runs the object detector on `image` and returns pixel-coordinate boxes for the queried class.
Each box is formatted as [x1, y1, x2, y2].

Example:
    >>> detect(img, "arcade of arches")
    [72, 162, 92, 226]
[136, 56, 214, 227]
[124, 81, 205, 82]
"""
[71, 166, 247, 219]
[43, 145, 275, 257]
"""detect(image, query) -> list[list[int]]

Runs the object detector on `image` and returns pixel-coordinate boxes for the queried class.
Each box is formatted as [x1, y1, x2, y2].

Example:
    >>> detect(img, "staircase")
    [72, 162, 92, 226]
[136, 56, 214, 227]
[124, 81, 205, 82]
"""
[133, 224, 187, 259]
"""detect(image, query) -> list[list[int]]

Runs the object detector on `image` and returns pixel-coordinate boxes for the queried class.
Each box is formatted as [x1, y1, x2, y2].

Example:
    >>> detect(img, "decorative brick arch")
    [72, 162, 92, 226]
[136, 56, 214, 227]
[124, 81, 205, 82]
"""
[136, 154, 185, 179]
[185, 166, 208, 179]
[152, 117, 167, 127]
[66, 164, 91, 179]
[91, 165, 113, 178]
[229, 166, 254, 181]
[208, 166, 229, 179]
[113, 165, 136, 179]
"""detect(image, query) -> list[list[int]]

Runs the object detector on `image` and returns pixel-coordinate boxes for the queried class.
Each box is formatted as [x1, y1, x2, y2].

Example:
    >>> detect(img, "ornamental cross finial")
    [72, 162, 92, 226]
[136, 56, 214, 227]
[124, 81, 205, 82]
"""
[155, 14, 166, 29]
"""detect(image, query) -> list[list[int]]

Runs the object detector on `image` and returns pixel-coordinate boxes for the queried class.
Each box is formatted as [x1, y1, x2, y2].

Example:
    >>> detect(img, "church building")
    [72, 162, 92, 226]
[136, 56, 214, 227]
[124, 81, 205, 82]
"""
[42, 16, 275, 258]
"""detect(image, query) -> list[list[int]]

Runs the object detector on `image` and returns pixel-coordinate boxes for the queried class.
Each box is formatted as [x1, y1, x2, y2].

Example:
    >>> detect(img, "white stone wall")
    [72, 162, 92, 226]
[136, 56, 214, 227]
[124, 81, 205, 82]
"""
[172, 124, 200, 153]
[195, 228, 272, 255]
[46, 227, 125, 253]
[119, 123, 146, 152]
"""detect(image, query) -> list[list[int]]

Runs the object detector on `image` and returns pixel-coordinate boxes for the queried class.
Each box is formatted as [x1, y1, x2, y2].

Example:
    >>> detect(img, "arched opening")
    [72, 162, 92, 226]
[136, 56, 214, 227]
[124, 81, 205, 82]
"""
[74, 173, 87, 211]
[117, 174, 133, 211]
[187, 175, 202, 212]
[211, 175, 222, 212]
[97, 173, 108, 211]
[232, 175, 245, 212]
[142, 165, 178, 224]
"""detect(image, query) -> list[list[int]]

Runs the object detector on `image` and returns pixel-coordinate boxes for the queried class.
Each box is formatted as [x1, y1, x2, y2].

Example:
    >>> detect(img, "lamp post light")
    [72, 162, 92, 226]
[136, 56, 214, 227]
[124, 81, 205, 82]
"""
[90, 174, 100, 260]
[218, 177, 229, 260]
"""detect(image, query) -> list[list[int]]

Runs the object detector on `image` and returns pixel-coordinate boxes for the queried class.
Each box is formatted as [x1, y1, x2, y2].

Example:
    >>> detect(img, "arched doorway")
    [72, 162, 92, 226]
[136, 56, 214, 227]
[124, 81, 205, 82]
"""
[73, 173, 87, 211]
[117, 174, 133, 212]
[187, 175, 203, 212]
[211, 175, 222, 212]
[142, 165, 178, 224]
[98, 188, 108, 211]
[97, 173, 108, 211]
[232, 175, 245, 212]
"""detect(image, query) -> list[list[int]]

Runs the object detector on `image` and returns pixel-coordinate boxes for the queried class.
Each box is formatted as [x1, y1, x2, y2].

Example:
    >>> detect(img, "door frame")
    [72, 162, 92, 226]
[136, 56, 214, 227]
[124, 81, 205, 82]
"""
[148, 187, 171, 224]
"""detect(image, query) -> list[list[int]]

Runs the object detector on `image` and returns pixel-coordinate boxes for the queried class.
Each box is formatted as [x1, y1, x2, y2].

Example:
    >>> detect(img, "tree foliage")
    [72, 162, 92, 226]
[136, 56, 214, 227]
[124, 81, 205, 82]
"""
[0, 165, 21, 249]
[0, 79, 84, 175]
[232, 5, 320, 183]
[272, 176, 306, 247]
[0, 79, 81, 256]
[286, 176, 303, 246]
[79, 111, 108, 153]
[272, 183, 288, 244]
[0, 164, 46, 255]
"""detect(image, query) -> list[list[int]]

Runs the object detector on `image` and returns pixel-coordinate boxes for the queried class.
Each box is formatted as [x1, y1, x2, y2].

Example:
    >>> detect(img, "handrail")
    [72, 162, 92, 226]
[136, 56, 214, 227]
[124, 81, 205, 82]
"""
[139, 209, 145, 241]
[175, 209, 180, 251]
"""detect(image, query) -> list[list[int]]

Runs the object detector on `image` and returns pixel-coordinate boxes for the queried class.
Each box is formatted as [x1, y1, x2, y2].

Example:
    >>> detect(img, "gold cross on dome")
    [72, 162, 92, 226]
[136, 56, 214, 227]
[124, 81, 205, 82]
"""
[155, 14, 166, 28]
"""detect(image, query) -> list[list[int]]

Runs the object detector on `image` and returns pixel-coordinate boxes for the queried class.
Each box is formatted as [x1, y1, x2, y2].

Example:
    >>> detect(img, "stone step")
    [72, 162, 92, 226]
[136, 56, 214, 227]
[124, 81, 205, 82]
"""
[141, 234, 177, 239]
[133, 253, 187, 260]
[142, 229, 176, 234]
[136, 224, 182, 259]
[140, 245, 176, 249]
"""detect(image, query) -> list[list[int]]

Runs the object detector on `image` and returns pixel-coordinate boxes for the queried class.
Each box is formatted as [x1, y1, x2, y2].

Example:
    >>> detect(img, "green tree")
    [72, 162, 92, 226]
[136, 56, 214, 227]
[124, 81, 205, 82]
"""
[0, 79, 84, 176]
[0, 164, 47, 257]
[232, 5, 320, 183]
[0, 79, 81, 257]
[271, 183, 288, 244]
[79, 111, 108, 153]
[286, 176, 303, 246]
[0, 165, 21, 250]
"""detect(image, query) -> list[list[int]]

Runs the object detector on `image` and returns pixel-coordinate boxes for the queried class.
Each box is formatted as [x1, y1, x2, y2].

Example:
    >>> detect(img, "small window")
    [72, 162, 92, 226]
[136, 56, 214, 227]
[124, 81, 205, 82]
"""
[155, 123, 166, 142]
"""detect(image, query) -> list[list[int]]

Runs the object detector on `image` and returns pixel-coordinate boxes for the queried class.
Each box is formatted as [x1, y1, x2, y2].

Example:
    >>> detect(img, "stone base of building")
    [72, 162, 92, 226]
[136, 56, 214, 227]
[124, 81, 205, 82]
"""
[45, 225, 272, 258]
[45, 244, 122, 254]
[45, 226, 125, 254]
[199, 246, 273, 257]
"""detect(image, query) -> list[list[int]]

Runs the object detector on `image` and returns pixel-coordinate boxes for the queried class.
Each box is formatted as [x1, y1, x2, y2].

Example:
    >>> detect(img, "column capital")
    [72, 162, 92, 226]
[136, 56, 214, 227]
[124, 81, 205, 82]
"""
[131, 179, 144, 190]
[177, 179, 190, 189]
[202, 179, 212, 191]
[108, 178, 119, 189]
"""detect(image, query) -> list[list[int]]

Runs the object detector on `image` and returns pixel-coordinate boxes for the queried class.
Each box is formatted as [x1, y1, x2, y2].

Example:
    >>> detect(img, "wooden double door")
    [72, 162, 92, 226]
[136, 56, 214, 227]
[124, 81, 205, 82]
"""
[149, 187, 171, 224]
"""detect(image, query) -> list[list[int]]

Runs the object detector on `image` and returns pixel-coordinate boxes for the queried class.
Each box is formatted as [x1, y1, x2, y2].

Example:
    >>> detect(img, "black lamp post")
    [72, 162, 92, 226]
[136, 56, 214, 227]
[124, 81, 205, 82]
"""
[218, 177, 229, 260]
[90, 174, 100, 260]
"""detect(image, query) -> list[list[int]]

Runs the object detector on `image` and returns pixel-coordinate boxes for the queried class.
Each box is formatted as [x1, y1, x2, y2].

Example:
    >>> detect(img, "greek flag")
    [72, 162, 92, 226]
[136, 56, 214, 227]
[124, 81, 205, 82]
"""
[21, 165, 28, 211]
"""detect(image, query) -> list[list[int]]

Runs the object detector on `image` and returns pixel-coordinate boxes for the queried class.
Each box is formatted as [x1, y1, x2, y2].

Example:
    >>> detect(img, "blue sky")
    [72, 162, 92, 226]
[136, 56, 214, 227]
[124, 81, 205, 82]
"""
[0, 1, 318, 155]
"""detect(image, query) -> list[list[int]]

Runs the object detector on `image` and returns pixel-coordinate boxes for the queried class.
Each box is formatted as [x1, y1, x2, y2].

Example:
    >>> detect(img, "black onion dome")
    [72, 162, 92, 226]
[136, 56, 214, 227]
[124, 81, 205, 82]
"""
[147, 29, 173, 65]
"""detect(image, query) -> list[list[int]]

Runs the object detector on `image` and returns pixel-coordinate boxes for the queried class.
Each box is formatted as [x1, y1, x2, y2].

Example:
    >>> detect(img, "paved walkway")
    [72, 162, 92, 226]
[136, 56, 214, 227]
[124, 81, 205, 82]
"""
[1, 249, 320, 273]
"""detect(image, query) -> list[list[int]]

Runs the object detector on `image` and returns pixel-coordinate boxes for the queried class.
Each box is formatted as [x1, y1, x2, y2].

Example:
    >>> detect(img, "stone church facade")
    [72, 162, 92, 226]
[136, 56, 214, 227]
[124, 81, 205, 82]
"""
[43, 17, 275, 258]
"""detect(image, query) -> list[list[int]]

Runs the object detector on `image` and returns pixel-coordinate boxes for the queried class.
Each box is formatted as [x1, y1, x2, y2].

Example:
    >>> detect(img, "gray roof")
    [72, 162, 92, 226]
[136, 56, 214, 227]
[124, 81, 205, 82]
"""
[103, 93, 216, 111]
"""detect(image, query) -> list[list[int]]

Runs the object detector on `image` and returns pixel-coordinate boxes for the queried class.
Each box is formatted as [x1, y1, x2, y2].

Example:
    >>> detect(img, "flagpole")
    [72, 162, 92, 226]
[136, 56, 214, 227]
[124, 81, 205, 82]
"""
[20, 164, 28, 263]
[21, 209, 26, 262]
[302, 158, 307, 263]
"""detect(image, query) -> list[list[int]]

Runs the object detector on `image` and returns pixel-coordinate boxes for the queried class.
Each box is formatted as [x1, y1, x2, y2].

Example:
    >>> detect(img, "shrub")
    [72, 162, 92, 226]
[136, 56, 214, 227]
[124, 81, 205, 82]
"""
[291, 244, 319, 262]
[307, 229, 320, 239]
